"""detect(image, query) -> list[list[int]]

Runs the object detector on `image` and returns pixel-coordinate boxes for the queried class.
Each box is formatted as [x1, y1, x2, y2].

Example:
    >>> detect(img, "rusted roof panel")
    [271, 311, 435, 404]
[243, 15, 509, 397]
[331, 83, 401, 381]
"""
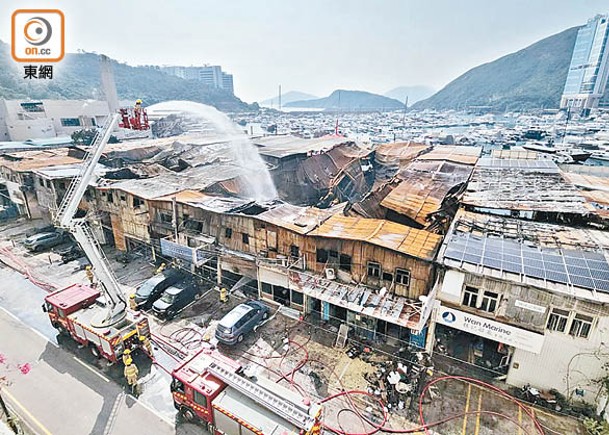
[463, 163, 593, 214]
[416, 146, 482, 165]
[562, 172, 609, 191]
[256, 203, 344, 234]
[311, 214, 442, 261]
[0, 149, 81, 172]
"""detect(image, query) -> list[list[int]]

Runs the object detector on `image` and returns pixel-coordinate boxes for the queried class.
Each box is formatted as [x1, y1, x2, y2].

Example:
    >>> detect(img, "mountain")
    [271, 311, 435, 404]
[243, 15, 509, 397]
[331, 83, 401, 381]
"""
[384, 86, 435, 105]
[0, 41, 253, 112]
[260, 91, 317, 107]
[286, 90, 404, 111]
[413, 27, 580, 112]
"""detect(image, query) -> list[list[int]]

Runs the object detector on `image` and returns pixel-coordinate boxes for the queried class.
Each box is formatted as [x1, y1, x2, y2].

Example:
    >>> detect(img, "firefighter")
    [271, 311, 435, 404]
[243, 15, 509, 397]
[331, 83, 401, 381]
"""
[121, 348, 132, 365]
[219, 287, 228, 303]
[123, 358, 139, 394]
[129, 294, 137, 311]
[134, 99, 143, 117]
[85, 265, 94, 285]
[139, 335, 153, 357]
[155, 262, 166, 275]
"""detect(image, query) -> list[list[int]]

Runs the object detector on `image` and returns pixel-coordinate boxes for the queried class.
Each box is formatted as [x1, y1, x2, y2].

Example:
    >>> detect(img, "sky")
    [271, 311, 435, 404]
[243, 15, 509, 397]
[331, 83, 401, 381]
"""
[1, 1, 607, 103]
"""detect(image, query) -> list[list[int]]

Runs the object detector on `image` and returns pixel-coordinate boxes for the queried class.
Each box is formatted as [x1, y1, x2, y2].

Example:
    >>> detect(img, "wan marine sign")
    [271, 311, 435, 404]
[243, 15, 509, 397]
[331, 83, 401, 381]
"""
[436, 305, 545, 354]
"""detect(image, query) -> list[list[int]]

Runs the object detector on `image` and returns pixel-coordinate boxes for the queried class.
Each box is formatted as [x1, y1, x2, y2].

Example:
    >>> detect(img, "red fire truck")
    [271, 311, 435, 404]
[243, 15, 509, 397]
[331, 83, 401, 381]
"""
[42, 111, 152, 364]
[43, 283, 151, 362]
[171, 348, 323, 435]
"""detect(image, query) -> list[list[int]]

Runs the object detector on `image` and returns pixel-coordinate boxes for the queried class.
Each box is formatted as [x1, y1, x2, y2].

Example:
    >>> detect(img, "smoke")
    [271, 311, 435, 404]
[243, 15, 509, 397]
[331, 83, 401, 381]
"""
[147, 101, 277, 202]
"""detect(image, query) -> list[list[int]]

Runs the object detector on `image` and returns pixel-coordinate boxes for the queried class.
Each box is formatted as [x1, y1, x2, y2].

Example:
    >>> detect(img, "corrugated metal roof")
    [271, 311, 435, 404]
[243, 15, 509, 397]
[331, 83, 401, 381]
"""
[416, 146, 482, 165]
[563, 172, 609, 191]
[311, 214, 442, 261]
[255, 135, 354, 158]
[463, 163, 592, 214]
[0, 149, 81, 172]
[375, 142, 430, 161]
[256, 203, 344, 234]
[491, 149, 539, 160]
[290, 271, 421, 329]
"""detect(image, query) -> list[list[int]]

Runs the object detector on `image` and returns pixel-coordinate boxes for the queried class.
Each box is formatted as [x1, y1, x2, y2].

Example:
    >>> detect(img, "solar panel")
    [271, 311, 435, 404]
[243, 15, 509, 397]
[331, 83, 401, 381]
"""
[564, 257, 588, 268]
[588, 260, 608, 270]
[482, 257, 502, 269]
[463, 254, 482, 264]
[570, 275, 595, 290]
[485, 250, 502, 259]
[566, 265, 591, 277]
[590, 269, 609, 281]
[502, 261, 522, 274]
[527, 259, 544, 269]
[544, 261, 567, 273]
[444, 248, 464, 261]
[545, 271, 568, 283]
[582, 252, 606, 261]
[542, 254, 562, 263]
[503, 254, 521, 264]
[523, 266, 545, 280]
[593, 279, 609, 292]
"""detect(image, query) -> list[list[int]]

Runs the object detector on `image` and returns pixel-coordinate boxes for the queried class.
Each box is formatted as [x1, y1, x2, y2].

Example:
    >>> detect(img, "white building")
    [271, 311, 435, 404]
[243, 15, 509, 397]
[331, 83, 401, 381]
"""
[561, 14, 609, 111]
[0, 99, 110, 141]
[161, 65, 235, 95]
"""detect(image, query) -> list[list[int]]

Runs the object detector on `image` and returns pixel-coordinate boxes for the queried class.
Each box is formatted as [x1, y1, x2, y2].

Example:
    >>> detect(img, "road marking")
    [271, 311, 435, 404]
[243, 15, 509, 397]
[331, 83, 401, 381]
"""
[103, 391, 125, 435]
[462, 383, 472, 435]
[0, 306, 59, 348]
[72, 356, 110, 383]
[474, 388, 482, 435]
[3, 388, 53, 435]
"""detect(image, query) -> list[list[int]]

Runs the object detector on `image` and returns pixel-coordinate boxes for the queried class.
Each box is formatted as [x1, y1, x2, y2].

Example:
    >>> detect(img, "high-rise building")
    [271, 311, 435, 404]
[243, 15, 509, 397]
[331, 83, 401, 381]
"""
[561, 14, 609, 110]
[161, 65, 235, 95]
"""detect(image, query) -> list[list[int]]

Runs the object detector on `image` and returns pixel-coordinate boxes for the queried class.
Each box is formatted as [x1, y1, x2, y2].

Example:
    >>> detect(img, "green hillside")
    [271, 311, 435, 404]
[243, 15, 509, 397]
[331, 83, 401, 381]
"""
[413, 27, 580, 112]
[287, 89, 404, 111]
[0, 41, 253, 112]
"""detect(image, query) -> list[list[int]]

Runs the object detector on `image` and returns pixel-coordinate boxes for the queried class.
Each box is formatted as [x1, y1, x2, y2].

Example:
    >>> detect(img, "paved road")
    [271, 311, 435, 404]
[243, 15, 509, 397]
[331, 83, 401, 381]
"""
[0, 307, 177, 435]
[0, 264, 192, 435]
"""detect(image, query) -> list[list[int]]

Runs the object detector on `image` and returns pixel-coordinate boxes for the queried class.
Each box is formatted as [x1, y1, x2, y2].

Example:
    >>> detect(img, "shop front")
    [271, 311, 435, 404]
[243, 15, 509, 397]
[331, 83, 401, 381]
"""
[434, 305, 545, 375]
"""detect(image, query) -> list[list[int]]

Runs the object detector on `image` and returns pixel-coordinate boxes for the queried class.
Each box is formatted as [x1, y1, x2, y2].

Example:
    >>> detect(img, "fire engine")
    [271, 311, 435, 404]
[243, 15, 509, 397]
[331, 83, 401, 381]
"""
[171, 348, 323, 435]
[43, 109, 152, 363]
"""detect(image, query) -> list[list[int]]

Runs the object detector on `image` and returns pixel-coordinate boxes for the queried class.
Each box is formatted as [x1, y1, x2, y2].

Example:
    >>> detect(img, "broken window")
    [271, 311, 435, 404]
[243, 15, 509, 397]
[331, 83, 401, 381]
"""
[261, 282, 272, 295]
[329, 250, 339, 260]
[107, 192, 114, 204]
[133, 197, 144, 208]
[569, 314, 593, 338]
[160, 212, 172, 224]
[224, 228, 232, 239]
[339, 254, 352, 272]
[395, 269, 411, 287]
[38, 178, 44, 187]
[242, 233, 249, 245]
[316, 249, 328, 264]
[290, 245, 300, 259]
[462, 286, 478, 308]
[367, 261, 381, 278]
[382, 272, 393, 282]
[119, 193, 126, 202]
[480, 291, 499, 313]
[547, 308, 569, 332]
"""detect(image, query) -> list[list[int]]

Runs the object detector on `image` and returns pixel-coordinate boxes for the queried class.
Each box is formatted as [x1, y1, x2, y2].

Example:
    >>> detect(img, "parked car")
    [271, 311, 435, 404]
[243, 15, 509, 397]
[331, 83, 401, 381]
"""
[152, 281, 200, 320]
[134, 269, 184, 310]
[53, 243, 85, 263]
[24, 231, 66, 252]
[215, 301, 270, 345]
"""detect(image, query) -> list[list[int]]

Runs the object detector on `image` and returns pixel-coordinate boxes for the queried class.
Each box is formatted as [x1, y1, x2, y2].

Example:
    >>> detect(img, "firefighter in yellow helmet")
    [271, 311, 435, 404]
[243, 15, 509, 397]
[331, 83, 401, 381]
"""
[123, 358, 139, 394]
[85, 265, 94, 285]
[129, 293, 137, 311]
[139, 335, 153, 357]
[220, 287, 228, 303]
[134, 99, 143, 119]
[155, 262, 166, 275]
[121, 348, 132, 365]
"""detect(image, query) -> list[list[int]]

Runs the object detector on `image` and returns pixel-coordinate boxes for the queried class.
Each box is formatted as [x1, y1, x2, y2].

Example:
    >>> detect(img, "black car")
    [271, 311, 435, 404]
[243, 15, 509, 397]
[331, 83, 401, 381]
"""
[134, 269, 184, 310]
[152, 281, 200, 320]
[54, 244, 84, 264]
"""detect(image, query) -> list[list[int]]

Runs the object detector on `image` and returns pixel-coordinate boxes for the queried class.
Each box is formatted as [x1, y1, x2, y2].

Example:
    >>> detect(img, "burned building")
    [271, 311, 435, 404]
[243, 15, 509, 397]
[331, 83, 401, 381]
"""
[255, 136, 374, 207]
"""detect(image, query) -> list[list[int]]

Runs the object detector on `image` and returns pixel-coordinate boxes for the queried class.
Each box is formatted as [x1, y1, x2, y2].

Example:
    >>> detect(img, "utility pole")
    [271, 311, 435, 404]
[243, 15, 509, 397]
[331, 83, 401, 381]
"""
[172, 196, 178, 242]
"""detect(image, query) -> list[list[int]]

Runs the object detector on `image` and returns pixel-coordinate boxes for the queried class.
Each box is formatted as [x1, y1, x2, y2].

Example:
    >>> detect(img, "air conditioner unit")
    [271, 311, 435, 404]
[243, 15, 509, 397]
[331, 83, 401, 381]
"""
[325, 268, 336, 280]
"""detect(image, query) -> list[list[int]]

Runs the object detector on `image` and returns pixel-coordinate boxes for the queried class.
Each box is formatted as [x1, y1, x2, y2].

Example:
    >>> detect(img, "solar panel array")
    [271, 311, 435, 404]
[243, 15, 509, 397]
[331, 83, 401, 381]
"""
[476, 158, 559, 172]
[444, 232, 609, 293]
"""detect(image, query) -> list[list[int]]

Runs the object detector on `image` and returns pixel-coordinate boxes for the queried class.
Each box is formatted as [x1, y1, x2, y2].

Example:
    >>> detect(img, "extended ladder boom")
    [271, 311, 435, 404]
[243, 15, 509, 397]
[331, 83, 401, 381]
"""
[207, 361, 317, 430]
[54, 114, 127, 326]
